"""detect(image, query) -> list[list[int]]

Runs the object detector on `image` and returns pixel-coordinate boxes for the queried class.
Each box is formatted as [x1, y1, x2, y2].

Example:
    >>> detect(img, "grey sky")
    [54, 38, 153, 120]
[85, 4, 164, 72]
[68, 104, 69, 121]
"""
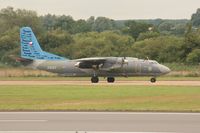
[0, 0, 199, 20]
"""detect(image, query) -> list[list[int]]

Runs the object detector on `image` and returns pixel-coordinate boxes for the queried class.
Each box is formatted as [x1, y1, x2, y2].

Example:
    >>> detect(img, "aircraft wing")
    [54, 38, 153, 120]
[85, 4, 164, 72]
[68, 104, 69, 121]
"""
[76, 57, 107, 62]
[75, 57, 127, 71]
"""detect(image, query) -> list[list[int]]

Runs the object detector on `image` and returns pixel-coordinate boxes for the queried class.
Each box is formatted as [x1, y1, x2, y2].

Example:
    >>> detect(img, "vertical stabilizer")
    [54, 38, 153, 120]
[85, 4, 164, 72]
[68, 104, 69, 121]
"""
[20, 27, 66, 60]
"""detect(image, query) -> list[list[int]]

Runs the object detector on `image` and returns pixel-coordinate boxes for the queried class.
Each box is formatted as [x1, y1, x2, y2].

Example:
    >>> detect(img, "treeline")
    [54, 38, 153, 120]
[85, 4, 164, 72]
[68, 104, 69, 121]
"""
[0, 7, 200, 65]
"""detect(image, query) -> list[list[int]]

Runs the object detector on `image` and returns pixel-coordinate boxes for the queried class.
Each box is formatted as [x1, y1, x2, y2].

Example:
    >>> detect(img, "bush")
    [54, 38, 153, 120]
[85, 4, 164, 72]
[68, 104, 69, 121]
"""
[186, 49, 200, 64]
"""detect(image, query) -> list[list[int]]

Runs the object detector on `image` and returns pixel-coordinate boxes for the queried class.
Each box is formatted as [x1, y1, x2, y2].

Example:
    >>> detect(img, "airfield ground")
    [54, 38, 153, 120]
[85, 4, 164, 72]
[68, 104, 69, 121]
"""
[0, 78, 199, 112]
[0, 76, 200, 81]
[0, 80, 200, 86]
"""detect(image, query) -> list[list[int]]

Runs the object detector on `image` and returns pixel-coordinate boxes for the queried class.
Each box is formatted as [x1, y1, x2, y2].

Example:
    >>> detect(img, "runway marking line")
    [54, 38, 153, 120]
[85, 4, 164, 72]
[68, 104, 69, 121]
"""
[0, 120, 47, 122]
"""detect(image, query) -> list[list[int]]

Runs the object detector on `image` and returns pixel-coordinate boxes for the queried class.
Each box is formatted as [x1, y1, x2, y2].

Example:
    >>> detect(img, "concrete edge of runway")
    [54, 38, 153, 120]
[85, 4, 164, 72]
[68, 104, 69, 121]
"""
[0, 112, 200, 114]
[0, 130, 177, 133]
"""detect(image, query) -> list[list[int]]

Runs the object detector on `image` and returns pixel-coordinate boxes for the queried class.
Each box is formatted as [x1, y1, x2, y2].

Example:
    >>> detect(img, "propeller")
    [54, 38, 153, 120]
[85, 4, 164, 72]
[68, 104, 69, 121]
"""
[122, 57, 128, 65]
[121, 57, 128, 77]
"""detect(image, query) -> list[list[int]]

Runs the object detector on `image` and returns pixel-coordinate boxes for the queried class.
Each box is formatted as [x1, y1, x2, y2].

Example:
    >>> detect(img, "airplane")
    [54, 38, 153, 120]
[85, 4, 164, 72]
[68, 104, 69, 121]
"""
[18, 27, 171, 83]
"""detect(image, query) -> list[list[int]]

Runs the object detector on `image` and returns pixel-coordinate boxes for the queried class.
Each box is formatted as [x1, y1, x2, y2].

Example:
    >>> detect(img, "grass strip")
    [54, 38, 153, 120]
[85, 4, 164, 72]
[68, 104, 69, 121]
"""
[0, 85, 199, 112]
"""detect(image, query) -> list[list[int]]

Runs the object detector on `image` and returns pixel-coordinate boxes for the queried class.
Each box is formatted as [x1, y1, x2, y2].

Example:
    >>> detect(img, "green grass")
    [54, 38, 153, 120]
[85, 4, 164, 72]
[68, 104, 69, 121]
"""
[0, 85, 200, 112]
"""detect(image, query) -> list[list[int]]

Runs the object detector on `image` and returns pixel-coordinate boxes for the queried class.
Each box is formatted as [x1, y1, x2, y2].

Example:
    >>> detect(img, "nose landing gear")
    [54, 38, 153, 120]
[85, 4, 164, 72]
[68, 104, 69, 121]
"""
[150, 77, 156, 83]
[107, 77, 115, 83]
[91, 76, 116, 83]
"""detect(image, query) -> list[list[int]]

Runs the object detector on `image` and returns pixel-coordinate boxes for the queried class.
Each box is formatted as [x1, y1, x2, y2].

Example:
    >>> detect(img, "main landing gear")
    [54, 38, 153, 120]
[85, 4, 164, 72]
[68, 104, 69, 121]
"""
[150, 77, 156, 83]
[91, 76, 99, 83]
[91, 76, 115, 83]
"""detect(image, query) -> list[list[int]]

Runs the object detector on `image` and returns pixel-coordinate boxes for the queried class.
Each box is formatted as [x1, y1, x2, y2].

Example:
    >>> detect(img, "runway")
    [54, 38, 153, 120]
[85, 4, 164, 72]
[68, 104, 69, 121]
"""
[0, 80, 199, 86]
[0, 112, 199, 132]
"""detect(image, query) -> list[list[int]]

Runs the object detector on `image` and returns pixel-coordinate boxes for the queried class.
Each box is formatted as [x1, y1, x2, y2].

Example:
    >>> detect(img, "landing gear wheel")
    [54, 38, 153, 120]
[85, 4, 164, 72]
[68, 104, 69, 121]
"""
[107, 77, 115, 83]
[91, 76, 99, 83]
[150, 77, 156, 83]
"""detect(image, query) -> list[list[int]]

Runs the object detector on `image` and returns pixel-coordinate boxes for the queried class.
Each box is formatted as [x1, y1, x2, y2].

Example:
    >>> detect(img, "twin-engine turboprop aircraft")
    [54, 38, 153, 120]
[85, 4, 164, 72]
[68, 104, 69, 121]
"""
[18, 27, 170, 83]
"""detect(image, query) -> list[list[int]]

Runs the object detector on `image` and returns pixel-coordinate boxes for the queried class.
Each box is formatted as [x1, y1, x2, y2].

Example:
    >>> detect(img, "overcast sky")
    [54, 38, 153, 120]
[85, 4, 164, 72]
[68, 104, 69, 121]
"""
[0, 0, 200, 20]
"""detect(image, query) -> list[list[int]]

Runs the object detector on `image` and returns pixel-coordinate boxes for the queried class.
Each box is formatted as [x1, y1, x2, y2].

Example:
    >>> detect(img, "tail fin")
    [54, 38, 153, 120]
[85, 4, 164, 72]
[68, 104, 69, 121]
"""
[20, 27, 66, 60]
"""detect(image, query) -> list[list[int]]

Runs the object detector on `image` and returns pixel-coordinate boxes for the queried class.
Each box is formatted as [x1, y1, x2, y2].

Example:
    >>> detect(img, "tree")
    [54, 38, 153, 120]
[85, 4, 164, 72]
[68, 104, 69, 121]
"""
[73, 19, 91, 33]
[183, 27, 200, 61]
[172, 24, 186, 35]
[0, 7, 43, 36]
[186, 49, 200, 64]
[137, 32, 160, 41]
[0, 27, 20, 64]
[191, 8, 200, 27]
[158, 22, 174, 31]
[69, 32, 134, 59]
[122, 20, 152, 39]
[54, 15, 75, 33]
[87, 16, 95, 30]
[41, 14, 57, 30]
[39, 29, 73, 57]
[92, 17, 115, 32]
[131, 36, 185, 62]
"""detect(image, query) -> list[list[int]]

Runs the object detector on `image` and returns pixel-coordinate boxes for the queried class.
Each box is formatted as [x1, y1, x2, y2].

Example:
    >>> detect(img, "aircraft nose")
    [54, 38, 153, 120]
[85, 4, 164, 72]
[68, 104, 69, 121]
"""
[159, 65, 171, 75]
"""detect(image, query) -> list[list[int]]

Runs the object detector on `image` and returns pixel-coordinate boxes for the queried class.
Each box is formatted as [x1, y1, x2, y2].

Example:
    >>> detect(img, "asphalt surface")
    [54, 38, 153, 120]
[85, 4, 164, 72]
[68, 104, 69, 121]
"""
[0, 80, 199, 86]
[0, 112, 199, 133]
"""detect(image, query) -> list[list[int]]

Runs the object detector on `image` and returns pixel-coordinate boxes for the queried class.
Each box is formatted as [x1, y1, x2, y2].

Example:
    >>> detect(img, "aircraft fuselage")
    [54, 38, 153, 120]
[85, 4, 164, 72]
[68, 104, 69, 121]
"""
[29, 57, 170, 77]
